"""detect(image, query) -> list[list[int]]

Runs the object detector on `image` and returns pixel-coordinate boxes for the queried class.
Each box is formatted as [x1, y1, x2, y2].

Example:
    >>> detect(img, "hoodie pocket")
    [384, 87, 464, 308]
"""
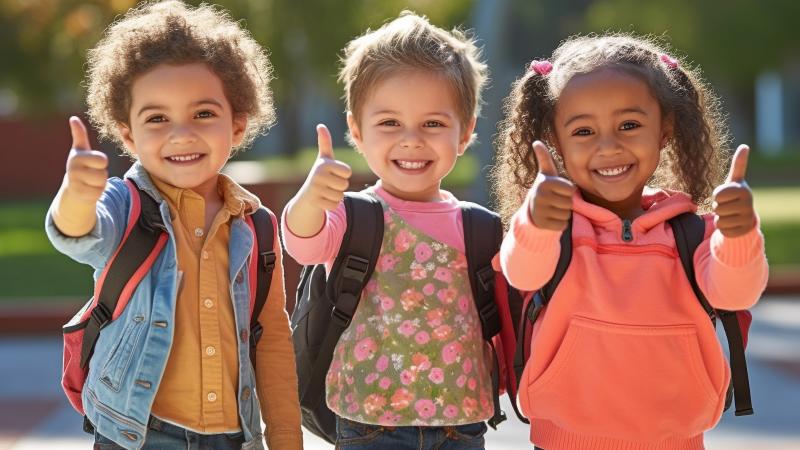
[527, 316, 721, 441]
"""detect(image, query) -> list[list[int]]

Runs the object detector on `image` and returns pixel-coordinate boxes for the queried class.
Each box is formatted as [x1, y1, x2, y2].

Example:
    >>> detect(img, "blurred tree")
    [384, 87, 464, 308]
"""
[0, 0, 472, 151]
[583, 0, 800, 88]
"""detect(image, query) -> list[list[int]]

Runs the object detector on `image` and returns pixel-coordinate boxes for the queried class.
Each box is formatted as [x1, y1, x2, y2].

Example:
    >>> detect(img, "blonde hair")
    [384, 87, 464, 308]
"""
[339, 11, 488, 131]
[86, 0, 274, 152]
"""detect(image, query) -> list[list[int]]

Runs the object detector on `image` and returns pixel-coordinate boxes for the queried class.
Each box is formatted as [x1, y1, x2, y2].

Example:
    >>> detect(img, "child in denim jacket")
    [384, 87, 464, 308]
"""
[46, 1, 301, 449]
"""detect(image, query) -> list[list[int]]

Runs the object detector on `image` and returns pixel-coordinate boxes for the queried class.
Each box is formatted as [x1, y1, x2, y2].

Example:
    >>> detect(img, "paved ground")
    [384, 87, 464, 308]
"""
[1, 296, 798, 449]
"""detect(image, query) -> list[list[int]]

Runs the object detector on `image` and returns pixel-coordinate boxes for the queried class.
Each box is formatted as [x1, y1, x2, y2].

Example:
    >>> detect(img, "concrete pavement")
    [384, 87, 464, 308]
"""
[1, 296, 799, 449]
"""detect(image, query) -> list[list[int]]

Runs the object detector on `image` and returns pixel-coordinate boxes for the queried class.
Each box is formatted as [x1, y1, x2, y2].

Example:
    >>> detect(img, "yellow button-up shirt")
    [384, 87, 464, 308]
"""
[150, 175, 301, 448]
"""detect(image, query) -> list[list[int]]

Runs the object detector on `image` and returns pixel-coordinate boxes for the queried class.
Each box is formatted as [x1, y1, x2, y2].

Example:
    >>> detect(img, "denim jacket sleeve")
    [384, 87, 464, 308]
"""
[45, 177, 131, 271]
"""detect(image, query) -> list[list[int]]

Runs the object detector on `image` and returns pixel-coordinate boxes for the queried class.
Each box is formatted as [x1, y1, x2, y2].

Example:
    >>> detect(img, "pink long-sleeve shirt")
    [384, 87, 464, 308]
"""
[500, 188, 768, 450]
[282, 183, 466, 267]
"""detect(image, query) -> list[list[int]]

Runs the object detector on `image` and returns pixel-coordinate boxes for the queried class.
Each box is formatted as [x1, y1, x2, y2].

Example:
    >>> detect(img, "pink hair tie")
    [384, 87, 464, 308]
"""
[528, 60, 553, 76]
[660, 54, 679, 69]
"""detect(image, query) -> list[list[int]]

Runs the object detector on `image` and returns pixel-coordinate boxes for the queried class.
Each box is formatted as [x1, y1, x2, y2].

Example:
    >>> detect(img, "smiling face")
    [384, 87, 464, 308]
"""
[118, 63, 246, 200]
[552, 67, 672, 218]
[347, 70, 475, 202]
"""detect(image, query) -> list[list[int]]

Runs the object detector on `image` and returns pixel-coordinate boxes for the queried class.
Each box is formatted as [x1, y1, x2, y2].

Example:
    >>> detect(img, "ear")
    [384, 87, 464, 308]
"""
[231, 113, 248, 147]
[346, 111, 363, 151]
[660, 114, 675, 149]
[458, 117, 477, 155]
[117, 122, 138, 157]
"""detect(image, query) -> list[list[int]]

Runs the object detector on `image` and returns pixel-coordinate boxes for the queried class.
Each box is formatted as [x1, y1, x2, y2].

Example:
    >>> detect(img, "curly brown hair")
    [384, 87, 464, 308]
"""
[338, 11, 488, 142]
[490, 33, 729, 224]
[85, 0, 274, 152]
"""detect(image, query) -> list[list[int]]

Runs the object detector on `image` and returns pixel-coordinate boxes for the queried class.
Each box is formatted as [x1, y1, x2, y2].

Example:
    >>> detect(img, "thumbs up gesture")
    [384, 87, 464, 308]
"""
[299, 124, 352, 211]
[64, 116, 109, 204]
[528, 141, 576, 231]
[712, 145, 756, 237]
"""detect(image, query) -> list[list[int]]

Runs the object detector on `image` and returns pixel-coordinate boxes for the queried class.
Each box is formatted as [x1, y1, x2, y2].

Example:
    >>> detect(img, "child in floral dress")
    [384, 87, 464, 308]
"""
[282, 11, 499, 450]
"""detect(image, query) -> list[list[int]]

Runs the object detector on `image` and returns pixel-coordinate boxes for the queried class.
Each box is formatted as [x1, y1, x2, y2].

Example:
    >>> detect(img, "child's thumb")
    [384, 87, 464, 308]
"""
[533, 141, 558, 176]
[69, 116, 91, 152]
[316, 124, 335, 160]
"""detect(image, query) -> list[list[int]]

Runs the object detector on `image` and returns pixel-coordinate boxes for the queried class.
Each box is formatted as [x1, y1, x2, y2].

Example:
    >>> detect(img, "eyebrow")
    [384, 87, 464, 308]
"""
[562, 107, 648, 128]
[136, 99, 225, 118]
[369, 110, 455, 118]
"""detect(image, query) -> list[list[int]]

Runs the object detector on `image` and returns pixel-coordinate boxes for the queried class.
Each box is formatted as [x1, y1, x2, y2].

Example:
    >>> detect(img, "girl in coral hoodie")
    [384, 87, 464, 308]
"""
[491, 33, 768, 450]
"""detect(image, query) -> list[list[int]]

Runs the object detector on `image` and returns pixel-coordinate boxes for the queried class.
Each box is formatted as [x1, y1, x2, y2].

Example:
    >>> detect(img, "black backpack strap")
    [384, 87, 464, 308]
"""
[248, 207, 277, 365]
[80, 182, 166, 368]
[512, 219, 572, 418]
[669, 213, 753, 416]
[461, 202, 508, 428]
[300, 192, 384, 410]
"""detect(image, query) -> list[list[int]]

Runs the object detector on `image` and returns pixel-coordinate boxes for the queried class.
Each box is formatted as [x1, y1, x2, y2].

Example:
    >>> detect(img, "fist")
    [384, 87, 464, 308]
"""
[528, 141, 576, 231]
[64, 116, 108, 204]
[713, 144, 756, 238]
[300, 124, 352, 211]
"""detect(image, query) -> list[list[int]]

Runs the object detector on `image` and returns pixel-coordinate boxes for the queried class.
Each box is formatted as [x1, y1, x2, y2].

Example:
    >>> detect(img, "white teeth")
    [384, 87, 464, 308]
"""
[168, 153, 201, 162]
[396, 160, 428, 170]
[596, 165, 631, 176]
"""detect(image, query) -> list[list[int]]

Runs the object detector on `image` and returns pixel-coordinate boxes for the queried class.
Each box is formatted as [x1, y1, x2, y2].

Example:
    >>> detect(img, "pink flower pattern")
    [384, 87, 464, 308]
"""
[325, 199, 492, 426]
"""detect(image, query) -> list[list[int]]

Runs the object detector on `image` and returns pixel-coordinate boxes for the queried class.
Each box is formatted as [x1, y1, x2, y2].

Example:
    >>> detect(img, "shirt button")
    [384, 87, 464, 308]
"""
[235, 272, 244, 283]
[202, 251, 209, 260]
[205, 346, 216, 356]
[194, 227, 204, 237]
[203, 298, 214, 309]
[241, 388, 251, 401]
[207, 392, 217, 402]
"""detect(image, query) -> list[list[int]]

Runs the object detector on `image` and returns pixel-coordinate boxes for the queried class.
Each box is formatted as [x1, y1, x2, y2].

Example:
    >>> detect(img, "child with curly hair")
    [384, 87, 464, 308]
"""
[492, 33, 768, 450]
[47, 1, 301, 448]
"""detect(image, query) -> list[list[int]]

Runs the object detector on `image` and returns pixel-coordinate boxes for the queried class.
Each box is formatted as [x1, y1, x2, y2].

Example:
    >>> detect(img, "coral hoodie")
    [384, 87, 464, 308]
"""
[500, 188, 768, 450]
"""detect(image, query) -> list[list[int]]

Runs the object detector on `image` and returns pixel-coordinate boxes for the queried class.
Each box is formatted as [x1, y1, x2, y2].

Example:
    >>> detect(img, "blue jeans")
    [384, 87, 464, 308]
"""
[93, 416, 245, 450]
[335, 417, 487, 450]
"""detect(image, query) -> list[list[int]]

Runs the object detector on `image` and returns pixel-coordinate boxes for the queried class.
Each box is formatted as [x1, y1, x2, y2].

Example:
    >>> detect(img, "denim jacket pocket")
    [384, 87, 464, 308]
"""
[99, 315, 146, 392]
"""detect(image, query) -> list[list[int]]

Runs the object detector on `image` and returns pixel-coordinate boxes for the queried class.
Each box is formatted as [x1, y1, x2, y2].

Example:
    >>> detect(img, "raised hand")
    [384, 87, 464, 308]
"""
[713, 145, 756, 237]
[51, 116, 108, 237]
[299, 124, 352, 211]
[285, 124, 353, 237]
[64, 116, 108, 204]
[528, 141, 576, 231]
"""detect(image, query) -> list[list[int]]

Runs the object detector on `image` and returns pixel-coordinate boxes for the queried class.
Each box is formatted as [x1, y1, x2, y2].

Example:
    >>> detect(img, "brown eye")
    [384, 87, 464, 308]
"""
[620, 122, 640, 130]
[146, 115, 166, 123]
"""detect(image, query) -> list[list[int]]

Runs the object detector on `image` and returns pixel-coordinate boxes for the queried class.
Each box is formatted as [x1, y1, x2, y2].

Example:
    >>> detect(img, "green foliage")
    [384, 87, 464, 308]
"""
[0, 0, 474, 115]
[582, 0, 800, 87]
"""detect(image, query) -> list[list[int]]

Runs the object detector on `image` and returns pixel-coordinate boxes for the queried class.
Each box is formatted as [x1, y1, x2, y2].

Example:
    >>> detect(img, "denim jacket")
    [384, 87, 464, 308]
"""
[46, 163, 266, 450]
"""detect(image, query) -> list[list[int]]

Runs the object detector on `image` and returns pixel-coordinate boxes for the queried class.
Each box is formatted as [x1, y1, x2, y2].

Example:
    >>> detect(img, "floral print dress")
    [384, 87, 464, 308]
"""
[325, 197, 493, 426]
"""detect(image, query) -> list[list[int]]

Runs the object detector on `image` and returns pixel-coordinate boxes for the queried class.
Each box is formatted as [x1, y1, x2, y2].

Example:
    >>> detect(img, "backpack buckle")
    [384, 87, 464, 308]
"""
[260, 251, 276, 272]
[476, 266, 495, 291]
[478, 301, 500, 339]
[90, 303, 111, 329]
[331, 307, 353, 328]
[341, 256, 370, 283]
[249, 322, 264, 348]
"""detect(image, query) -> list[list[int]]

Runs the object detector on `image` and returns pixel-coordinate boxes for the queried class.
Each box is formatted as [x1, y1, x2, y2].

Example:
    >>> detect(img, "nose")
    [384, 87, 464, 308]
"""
[596, 134, 623, 156]
[399, 130, 423, 149]
[168, 124, 197, 145]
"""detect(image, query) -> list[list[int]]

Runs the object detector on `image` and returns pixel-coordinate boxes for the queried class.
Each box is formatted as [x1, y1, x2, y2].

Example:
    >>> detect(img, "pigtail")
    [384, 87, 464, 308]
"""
[656, 60, 728, 211]
[490, 63, 556, 225]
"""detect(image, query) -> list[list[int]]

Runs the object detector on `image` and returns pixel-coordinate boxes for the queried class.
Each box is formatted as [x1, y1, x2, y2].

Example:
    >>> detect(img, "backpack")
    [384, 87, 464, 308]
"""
[511, 213, 754, 423]
[61, 179, 277, 417]
[290, 192, 518, 443]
